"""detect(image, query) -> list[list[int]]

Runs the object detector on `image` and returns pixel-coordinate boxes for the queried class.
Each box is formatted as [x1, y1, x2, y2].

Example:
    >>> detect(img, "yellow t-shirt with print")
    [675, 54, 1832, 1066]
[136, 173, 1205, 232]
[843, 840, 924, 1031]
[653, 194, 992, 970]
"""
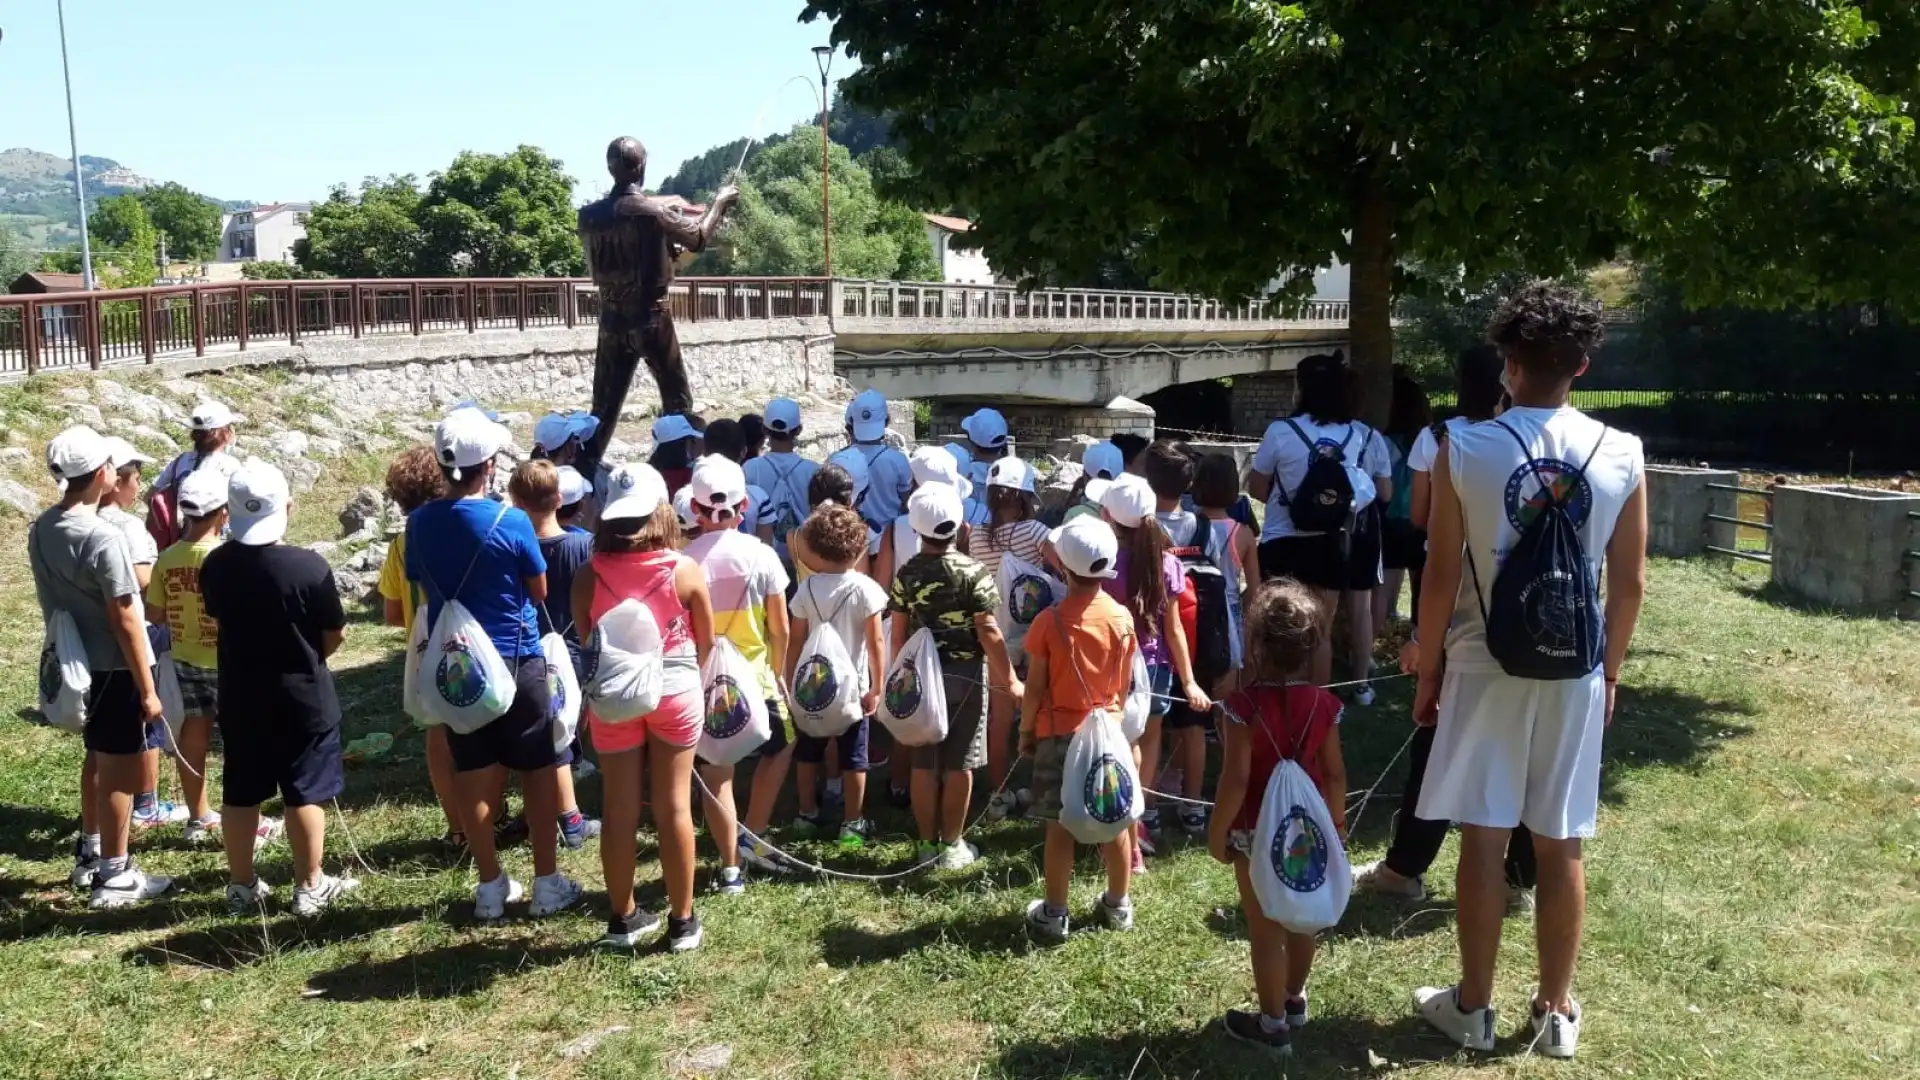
[377, 533, 422, 634]
[145, 537, 223, 668]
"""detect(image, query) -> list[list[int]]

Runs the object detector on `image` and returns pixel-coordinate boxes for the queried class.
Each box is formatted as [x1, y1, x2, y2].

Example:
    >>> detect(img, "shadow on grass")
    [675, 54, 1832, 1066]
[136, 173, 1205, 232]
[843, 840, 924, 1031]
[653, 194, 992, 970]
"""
[819, 907, 1036, 967]
[1598, 682, 1755, 807]
[990, 1014, 1476, 1078]
[0, 802, 78, 862]
[1732, 578, 1907, 621]
[305, 937, 579, 1000]
[0, 876, 234, 943]
[127, 903, 428, 971]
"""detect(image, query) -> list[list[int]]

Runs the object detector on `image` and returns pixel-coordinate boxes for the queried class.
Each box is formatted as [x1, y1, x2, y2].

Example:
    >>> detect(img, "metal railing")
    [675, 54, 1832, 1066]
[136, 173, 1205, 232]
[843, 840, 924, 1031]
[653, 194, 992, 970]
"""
[1705, 482, 1774, 564]
[832, 279, 1350, 324]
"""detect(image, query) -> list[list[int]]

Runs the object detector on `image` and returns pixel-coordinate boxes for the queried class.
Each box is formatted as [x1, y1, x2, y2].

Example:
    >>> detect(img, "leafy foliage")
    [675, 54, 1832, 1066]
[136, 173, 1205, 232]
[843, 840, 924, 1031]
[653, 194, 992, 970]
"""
[0, 220, 32, 286]
[295, 176, 424, 278]
[659, 138, 765, 203]
[135, 182, 223, 262]
[87, 195, 158, 288]
[239, 260, 321, 280]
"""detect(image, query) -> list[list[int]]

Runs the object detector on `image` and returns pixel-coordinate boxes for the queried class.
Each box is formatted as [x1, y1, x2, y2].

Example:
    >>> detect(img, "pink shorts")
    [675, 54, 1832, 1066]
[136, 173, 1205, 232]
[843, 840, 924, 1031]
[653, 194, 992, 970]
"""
[590, 688, 702, 755]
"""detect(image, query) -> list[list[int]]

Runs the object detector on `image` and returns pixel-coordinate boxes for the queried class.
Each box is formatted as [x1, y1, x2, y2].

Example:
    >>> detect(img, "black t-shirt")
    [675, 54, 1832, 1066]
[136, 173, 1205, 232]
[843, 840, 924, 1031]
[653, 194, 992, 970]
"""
[202, 542, 346, 734]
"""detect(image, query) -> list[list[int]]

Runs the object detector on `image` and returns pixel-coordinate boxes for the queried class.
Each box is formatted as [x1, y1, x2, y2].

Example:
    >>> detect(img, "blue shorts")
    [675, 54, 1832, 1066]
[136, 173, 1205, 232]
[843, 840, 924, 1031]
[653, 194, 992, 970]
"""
[794, 716, 871, 771]
[1146, 661, 1174, 719]
[447, 657, 571, 773]
[222, 725, 345, 809]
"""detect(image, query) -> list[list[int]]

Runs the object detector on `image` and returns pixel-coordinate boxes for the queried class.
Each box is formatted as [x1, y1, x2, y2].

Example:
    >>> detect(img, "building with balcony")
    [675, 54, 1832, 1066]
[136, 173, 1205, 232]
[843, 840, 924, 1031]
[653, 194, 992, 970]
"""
[215, 202, 312, 265]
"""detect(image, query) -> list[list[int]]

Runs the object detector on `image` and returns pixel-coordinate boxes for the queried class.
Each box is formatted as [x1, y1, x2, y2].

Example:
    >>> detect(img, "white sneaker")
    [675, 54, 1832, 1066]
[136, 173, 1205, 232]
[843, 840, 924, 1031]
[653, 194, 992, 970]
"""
[529, 873, 585, 917]
[70, 853, 100, 889]
[292, 874, 361, 917]
[985, 790, 1020, 822]
[184, 815, 223, 847]
[253, 817, 284, 852]
[1507, 886, 1537, 917]
[1529, 1001, 1581, 1059]
[1414, 985, 1497, 1051]
[226, 878, 270, 914]
[1025, 899, 1069, 942]
[89, 864, 173, 909]
[1353, 685, 1377, 707]
[1096, 893, 1134, 932]
[572, 758, 598, 781]
[1353, 860, 1428, 902]
[1285, 992, 1310, 1029]
[938, 840, 978, 870]
[474, 874, 524, 921]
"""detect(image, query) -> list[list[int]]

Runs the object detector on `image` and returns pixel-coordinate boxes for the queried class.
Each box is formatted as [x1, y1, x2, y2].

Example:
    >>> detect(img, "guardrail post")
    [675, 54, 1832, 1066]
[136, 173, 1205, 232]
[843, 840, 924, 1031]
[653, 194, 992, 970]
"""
[289, 284, 303, 346]
[410, 282, 423, 335]
[350, 284, 363, 338]
[141, 292, 156, 364]
[564, 281, 577, 328]
[516, 281, 528, 331]
[466, 283, 478, 333]
[193, 289, 206, 357]
[25, 299, 40, 375]
[84, 296, 101, 369]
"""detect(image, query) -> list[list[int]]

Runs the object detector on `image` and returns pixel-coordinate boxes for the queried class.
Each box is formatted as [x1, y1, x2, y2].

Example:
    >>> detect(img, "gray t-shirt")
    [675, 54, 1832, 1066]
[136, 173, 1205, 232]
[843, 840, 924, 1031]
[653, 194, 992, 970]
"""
[28, 506, 140, 671]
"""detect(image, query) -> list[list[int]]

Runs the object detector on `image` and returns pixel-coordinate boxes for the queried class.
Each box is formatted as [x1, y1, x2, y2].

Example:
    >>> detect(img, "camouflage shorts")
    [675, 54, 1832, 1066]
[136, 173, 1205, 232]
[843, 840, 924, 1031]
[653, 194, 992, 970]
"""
[1027, 735, 1074, 821]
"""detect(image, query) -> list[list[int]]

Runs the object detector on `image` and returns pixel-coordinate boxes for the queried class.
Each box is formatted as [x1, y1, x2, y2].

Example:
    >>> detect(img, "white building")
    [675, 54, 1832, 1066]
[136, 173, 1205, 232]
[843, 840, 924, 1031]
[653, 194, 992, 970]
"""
[215, 202, 311, 265]
[922, 213, 996, 285]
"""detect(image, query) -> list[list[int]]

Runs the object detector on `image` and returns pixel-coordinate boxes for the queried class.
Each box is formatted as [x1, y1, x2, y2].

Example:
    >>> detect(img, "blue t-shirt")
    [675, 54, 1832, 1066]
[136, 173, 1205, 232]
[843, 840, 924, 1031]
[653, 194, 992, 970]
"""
[537, 530, 594, 661]
[851, 442, 914, 530]
[405, 497, 546, 659]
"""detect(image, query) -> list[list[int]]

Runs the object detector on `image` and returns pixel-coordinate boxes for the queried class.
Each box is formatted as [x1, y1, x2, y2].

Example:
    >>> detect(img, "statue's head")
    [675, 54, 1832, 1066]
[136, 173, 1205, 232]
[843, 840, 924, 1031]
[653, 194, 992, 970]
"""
[607, 137, 647, 187]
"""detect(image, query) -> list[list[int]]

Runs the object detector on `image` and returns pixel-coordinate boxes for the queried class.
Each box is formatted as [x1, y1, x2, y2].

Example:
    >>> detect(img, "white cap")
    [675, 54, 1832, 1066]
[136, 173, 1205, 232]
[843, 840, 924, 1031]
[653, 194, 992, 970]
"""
[845, 389, 889, 442]
[533, 412, 574, 453]
[1049, 517, 1120, 579]
[189, 401, 241, 431]
[603, 462, 669, 521]
[908, 445, 971, 499]
[906, 482, 965, 541]
[434, 409, 512, 481]
[673, 485, 698, 530]
[228, 459, 291, 546]
[986, 456, 1035, 493]
[652, 413, 699, 445]
[689, 454, 749, 518]
[1091, 473, 1155, 528]
[942, 442, 974, 471]
[960, 408, 1009, 450]
[447, 400, 499, 421]
[827, 446, 871, 502]
[1082, 441, 1124, 481]
[46, 425, 112, 481]
[104, 436, 155, 470]
[175, 469, 229, 517]
[555, 465, 592, 507]
[764, 398, 802, 435]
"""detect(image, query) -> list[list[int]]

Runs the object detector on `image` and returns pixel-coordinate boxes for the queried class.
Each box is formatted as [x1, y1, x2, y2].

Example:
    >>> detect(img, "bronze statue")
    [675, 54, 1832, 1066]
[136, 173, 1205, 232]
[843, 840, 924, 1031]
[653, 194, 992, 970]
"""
[577, 136, 739, 462]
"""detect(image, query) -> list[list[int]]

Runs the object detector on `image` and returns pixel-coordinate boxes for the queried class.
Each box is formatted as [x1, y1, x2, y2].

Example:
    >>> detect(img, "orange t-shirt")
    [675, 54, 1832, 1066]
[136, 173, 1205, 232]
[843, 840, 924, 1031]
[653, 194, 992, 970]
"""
[1024, 589, 1137, 739]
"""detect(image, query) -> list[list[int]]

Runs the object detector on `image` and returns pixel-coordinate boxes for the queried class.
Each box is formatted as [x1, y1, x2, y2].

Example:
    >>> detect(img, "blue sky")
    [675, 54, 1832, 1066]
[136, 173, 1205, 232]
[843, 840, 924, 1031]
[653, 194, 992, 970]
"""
[0, 1, 846, 204]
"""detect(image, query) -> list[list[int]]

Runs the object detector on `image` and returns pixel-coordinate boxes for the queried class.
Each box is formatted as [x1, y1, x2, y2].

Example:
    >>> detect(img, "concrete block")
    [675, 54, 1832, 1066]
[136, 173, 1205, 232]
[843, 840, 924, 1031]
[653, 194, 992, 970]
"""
[1644, 465, 1739, 558]
[1771, 484, 1920, 612]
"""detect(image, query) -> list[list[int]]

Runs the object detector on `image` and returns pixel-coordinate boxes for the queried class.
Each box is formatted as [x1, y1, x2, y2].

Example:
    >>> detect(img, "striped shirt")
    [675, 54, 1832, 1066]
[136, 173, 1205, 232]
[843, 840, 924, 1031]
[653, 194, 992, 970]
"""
[966, 518, 1051, 583]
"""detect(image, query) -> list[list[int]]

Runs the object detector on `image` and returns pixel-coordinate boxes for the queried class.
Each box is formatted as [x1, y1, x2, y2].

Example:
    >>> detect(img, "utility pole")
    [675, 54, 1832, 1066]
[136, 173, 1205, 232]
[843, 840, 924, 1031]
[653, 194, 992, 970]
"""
[56, 0, 96, 290]
[813, 45, 834, 279]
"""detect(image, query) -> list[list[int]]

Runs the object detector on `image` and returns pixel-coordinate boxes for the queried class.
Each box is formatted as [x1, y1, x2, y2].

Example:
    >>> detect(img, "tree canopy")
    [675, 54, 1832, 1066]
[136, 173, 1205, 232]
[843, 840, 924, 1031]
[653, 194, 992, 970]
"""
[804, 0, 1920, 419]
[87, 194, 159, 287]
[136, 182, 223, 263]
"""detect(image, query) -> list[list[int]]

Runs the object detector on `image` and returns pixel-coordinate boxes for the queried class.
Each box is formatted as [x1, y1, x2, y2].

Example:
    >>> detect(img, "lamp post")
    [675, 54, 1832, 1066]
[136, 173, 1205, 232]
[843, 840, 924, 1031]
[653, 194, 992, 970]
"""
[56, 0, 96, 290]
[813, 45, 834, 280]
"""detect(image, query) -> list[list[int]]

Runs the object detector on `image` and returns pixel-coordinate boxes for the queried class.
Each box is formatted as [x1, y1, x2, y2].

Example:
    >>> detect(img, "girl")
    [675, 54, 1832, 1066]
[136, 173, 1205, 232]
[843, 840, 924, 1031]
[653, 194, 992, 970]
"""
[1178, 453, 1262, 833]
[965, 456, 1052, 819]
[872, 446, 972, 593]
[572, 463, 713, 953]
[787, 462, 870, 584]
[1378, 370, 1432, 630]
[1209, 580, 1347, 1054]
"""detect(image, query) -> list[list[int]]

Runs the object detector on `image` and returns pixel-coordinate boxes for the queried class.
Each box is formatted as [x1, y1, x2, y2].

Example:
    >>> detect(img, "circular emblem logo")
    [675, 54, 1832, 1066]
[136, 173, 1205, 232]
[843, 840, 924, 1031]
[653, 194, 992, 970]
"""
[619, 472, 637, 491]
[704, 675, 752, 739]
[884, 664, 921, 720]
[1009, 574, 1052, 625]
[1504, 459, 1593, 531]
[245, 498, 263, 513]
[434, 639, 487, 708]
[1272, 806, 1330, 893]
[546, 659, 567, 721]
[793, 655, 838, 713]
[38, 643, 61, 704]
[1311, 437, 1344, 460]
[1519, 569, 1587, 658]
[1080, 753, 1135, 824]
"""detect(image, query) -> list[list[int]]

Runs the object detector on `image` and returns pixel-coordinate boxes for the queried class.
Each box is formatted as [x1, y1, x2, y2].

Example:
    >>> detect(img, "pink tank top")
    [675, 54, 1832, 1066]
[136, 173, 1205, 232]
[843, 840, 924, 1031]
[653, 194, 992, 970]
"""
[590, 549, 699, 694]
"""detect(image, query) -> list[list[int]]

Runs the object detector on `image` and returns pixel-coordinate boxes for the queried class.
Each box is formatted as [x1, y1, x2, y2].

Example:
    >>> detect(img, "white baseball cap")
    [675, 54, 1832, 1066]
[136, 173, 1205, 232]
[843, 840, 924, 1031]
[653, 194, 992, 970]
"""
[909, 445, 971, 499]
[189, 401, 241, 431]
[1049, 517, 1120, 579]
[906, 482, 965, 541]
[228, 459, 291, 546]
[764, 398, 803, 435]
[845, 389, 889, 442]
[1091, 473, 1156, 528]
[652, 413, 700, 445]
[555, 465, 592, 507]
[689, 454, 749, 518]
[986, 456, 1035, 493]
[533, 412, 575, 454]
[448, 400, 500, 422]
[175, 469, 229, 517]
[1082, 441, 1124, 481]
[434, 409, 512, 481]
[827, 446, 871, 502]
[603, 462, 669, 521]
[673, 485, 698, 530]
[46, 425, 112, 481]
[104, 436, 154, 470]
[960, 408, 1009, 450]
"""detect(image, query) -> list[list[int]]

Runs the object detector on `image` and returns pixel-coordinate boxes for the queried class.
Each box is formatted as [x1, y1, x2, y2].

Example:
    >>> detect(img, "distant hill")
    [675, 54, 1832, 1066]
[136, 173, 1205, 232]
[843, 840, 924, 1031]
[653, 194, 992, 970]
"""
[0, 148, 240, 247]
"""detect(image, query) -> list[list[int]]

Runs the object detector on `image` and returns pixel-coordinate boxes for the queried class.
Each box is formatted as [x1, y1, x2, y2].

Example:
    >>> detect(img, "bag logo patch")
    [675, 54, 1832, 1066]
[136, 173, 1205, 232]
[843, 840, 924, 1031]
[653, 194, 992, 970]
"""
[435, 638, 488, 708]
[1008, 574, 1051, 625]
[1081, 753, 1134, 824]
[884, 665, 921, 720]
[1273, 805, 1330, 893]
[546, 660, 567, 721]
[704, 675, 752, 738]
[1519, 569, 1586, 657]
[1504, 458, 1593, 530]
[793, 656, 838, 713]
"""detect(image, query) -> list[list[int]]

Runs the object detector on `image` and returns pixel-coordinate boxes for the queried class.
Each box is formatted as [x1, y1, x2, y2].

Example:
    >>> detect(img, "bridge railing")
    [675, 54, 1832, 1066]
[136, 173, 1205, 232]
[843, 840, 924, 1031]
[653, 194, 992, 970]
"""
[831, 279, 1350, 325]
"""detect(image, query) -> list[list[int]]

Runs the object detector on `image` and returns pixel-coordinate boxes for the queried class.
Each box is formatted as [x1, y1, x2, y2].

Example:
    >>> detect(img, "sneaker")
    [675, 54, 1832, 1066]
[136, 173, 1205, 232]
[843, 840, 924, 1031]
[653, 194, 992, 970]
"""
[1221, 1009, 1292, 1054]
[1528, 1000, 1582, 1059]
[1507, 885, 1537, 917]
[985, 790, 1020, 822]
[837, 819, 873, 851]
[790, 812, 825, 839]
[292, 874, 361, 917]
[1096, 892, 1135, 932]
[666, 913, 703, 953]
[529, 873, 585, 917]
[494, 814, 529, 848]
[739, 835, 792, 875]
[600, 906, 662, 948]
[473, 874, 524, 921]
[938, 840, 978, 871]
[571, 757, 599, 781]
[1284, 993, 1310, 1030]
[1414, 985, 1497, 1051]
[225, 878, 270, 915]
[1179, 808, 1209, 837]
[1352, 860, 1427, 902]
[1134, 820, 1158, 858]
[88, 863, 173, 909]
[713, 866, 746, 896]
[69, 853, 100, 889]
[253, 816, 284, 852]
[1130, 837, 1147, 875]
[131, 800, 189, 830]
[559, 812, 602, 851]
[915, 841, 942, 865]
[1025, 899, 1069, 943]
[184, 814, 223, 847]
[1140, 808, 1162, 838]
[1353, 685, 1378, 707]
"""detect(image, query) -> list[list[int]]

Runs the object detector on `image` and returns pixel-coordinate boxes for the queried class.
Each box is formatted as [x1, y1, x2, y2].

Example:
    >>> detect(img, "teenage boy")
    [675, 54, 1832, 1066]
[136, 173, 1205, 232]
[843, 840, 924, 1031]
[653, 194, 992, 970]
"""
[31, 426, 172, 907]
[888, 483, 1020, 870]
[958, 408, 1010, 486]
[200, 461, 358, 916]
[1411, 282, 1648, 1059]
[1019, 516, 1136, 940]
[408, 408, 584, 920]
[744, 397, 820, 567]
[684, 455, 794, 891]
[843, 389, 912, 532]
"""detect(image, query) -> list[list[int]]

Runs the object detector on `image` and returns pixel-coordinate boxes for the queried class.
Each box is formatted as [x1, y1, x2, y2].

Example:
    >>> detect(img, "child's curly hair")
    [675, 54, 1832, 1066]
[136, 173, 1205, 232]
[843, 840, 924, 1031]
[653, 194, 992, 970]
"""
[1245, 579, 1323, 683]
[385, 445, 448, 514]
[801, 504, 869, 567]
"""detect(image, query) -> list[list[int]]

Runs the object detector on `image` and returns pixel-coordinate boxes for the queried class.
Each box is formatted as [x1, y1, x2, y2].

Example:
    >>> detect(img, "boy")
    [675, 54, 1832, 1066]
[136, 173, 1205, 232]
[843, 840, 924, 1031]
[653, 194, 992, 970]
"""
[958, 408, 1009, 486]
[843, 389, 912, 532]
[744, 397, 820, 567]
[1141, 440, 1214, 837]
[200, 461, 358, 916]
[887, 483, 1020, 870]
[556, 465, 594, 535]
[31, 426, 172, 907]
[700, 422, 774, 542]
[1411, 282, 1648, 1058]
[1018, 516, 1136, 940]
[99, 437, 184, 830]
[684, 455, 794, 891]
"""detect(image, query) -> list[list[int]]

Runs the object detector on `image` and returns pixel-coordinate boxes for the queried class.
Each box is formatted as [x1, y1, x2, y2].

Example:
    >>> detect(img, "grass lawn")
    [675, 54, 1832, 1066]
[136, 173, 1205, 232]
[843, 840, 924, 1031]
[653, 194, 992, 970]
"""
[2, 499, 1917, 1073]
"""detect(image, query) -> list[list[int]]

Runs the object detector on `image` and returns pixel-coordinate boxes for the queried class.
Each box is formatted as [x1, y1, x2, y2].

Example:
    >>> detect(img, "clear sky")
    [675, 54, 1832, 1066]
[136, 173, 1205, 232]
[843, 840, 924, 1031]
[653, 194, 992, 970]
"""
[0, 0, 846, 204]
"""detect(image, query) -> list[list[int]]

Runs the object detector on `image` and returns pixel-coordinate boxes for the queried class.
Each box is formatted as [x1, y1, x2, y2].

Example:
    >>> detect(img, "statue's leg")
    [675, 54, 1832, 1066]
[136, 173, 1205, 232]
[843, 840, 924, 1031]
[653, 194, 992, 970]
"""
[641, 308, 694, 416]
[585, 321, 637, 463]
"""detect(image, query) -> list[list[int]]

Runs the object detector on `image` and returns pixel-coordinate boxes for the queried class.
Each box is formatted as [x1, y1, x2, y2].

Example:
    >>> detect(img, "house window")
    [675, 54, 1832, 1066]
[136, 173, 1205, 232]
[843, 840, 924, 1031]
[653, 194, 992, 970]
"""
[233, 212, 253, 224]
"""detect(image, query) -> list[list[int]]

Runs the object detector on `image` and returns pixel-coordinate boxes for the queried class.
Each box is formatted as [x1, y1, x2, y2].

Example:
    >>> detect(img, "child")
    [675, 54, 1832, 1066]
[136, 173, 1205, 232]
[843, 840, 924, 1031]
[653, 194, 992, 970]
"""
[572, 463, 713, 952]
[843, 389, 913, 532]
[874, 445, 972, 596]
[738, 412, 767, 461]
[785, 504, 888, 849]
[787, 461, 869, 584]
[649, 413, 704, 496]
[1208, 580, 1347, 1054]
[743, 398, 821, 568]
[964, 456, 1051, 820]
[1142, 441, 1214, 836]
[700, 422, 775, 542]
[684, 456, 795, 891]
[1059, 441, 1125, 525]
[1192, 453, 1261, 687]
[887, 484, 1020, 869]
[1018, 516, 1137, 940]
[100, 438, 176, 830]
[958, 408, 1009, 486]
[556, 465, 594, 535]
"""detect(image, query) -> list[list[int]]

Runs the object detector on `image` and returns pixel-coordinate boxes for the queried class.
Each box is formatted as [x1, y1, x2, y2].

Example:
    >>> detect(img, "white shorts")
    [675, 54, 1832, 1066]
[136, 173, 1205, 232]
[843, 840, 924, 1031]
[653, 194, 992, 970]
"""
[1414, 669, 1606, 840]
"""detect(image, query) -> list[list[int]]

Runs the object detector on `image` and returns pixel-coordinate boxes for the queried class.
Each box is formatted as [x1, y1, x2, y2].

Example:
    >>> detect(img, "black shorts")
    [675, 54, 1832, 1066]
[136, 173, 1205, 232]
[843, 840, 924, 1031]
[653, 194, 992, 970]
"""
[222, 725, 345, 808]
[1383, 516, 1427, 572]
[794, 716, 871, 770]
[447, 657, 570, 773]
[82, 669, 147, 756]
[1258, 533, 1350, 592]
[1347, 505, 1384, 590]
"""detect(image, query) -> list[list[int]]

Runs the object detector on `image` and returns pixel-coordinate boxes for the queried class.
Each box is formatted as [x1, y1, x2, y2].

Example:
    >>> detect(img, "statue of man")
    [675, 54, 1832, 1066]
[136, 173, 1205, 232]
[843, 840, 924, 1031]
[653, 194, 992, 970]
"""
[577, 136, 739, 462]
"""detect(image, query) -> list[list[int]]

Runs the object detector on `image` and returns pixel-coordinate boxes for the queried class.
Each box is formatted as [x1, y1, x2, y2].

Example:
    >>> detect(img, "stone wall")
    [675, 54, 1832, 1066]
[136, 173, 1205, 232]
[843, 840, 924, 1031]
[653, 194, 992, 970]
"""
[923, 399, 1156, 450]
[1229, 371, 1296, 435]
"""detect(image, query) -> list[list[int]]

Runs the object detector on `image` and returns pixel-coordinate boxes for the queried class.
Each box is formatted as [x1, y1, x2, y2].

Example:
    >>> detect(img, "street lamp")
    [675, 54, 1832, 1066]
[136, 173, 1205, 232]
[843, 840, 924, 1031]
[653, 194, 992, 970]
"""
[813, 45, 834, 279]
[56, 0, 97, 289]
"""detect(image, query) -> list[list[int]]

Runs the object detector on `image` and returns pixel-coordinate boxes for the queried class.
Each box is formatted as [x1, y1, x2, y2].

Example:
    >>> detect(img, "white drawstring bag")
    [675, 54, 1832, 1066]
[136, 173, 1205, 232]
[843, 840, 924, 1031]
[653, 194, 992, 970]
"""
[401, 604, 435, 726]
[583, 599, 664, 723]
[422, 598, 517, 733]
[542, 631, 581, 754]
[995, 551, 1064, 664]
[789, 601, 863, 739]
[1120, 646, 1151, 743]
[881, 626, 948, 747]
[1058, 708, 1144, 844]
[1251, 758, 1352, 933]
[37, 610, 91, 733]
[698, 637, 771, 765]
[153, 653, 186, 754]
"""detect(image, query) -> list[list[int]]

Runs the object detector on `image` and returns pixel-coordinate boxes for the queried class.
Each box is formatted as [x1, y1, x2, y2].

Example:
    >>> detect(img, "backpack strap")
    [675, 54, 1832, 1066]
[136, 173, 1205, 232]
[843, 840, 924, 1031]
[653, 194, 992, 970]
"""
[1274, 419, 1317, 507]
[418, 500, 512, 606]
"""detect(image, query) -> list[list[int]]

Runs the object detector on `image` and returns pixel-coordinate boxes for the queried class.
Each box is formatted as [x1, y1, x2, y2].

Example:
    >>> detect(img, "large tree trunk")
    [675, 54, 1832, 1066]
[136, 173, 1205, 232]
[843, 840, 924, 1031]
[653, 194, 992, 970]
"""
[1348, 173, 1395, 428]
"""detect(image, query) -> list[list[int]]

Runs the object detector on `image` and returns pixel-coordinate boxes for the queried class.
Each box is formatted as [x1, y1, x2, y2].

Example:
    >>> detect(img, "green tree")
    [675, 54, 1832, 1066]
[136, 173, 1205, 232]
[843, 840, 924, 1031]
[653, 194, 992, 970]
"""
[720, 124, 935, 280]
[87, 194, 158, 287]
[294, 176, 425, 278]
[416, 147, 584, 277]
[804, 0, 1920, 420]
[660, 137, 771, 203]
[0, 220, 33, 286]
[240, 260, 321, 280]
[135, 182, 223, 262]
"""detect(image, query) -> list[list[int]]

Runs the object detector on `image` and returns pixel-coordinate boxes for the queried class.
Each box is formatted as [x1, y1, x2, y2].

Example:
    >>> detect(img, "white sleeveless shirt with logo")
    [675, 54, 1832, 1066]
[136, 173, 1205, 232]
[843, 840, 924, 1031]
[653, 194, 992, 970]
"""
[1443, 406, 1643, 675]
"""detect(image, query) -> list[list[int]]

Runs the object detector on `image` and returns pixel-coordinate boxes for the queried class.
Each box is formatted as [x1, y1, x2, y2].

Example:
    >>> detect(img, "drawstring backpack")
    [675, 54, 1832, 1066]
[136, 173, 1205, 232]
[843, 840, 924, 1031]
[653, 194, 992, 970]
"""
[537, 587, 581, 755]
[1242, 687, 1351, 933]
[30, 526, 91, 733]
[1120, 645, 1152, 743]
[789, 577, 864, 738]
[1051, 614, 1144, 844]
[881, 626, 948, 746]
[583, 561, 675, 723]
[417, 503, 519, 733]
[993, 538, 1065, 666]
[697, 585, 772, 765]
